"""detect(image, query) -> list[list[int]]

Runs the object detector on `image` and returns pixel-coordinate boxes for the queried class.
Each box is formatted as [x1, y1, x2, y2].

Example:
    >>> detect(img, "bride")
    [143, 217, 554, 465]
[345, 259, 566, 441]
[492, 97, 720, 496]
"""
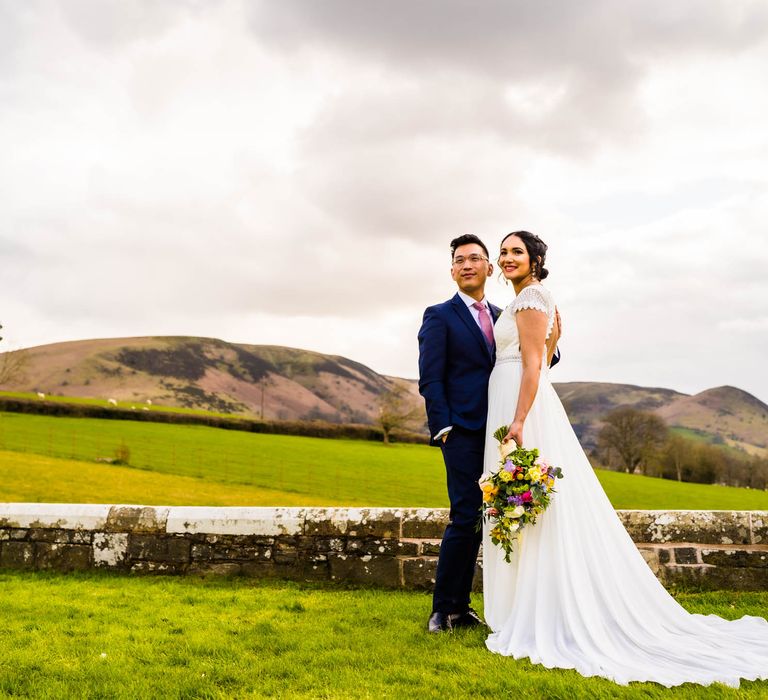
[481, 230, 768, 687]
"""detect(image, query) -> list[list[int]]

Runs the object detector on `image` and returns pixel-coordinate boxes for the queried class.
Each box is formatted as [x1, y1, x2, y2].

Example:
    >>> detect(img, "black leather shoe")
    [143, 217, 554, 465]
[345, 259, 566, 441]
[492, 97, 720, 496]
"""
[427, 611, 453, 633]
[450, 608, 487, 629]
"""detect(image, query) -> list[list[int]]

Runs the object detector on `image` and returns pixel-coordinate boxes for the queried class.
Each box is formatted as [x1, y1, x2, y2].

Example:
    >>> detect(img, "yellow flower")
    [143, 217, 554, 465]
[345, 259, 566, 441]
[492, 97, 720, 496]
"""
[526, 467, 544, 483]
[482, 483, 498, 502]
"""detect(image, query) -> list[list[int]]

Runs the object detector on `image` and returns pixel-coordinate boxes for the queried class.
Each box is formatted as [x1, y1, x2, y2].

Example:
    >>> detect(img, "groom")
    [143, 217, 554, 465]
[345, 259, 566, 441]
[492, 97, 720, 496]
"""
[418, 234, 559, 633]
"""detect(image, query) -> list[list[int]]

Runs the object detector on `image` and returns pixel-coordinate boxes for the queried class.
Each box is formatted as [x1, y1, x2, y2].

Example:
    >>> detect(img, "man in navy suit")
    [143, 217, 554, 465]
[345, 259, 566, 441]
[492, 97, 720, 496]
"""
[418, 233, 559, 633]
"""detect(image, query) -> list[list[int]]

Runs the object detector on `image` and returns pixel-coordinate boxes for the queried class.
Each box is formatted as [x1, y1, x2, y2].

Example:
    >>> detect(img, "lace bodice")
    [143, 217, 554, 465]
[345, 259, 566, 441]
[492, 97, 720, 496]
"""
[494, 284, 555, 363]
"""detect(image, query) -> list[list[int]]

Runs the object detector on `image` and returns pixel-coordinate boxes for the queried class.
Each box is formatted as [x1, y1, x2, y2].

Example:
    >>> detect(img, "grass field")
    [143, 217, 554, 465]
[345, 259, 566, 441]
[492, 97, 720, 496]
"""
[0, 451, 349, 506]
[0, 390, 248, 419]
[3, 411, 768, 509]
[0, 571, 765, 699]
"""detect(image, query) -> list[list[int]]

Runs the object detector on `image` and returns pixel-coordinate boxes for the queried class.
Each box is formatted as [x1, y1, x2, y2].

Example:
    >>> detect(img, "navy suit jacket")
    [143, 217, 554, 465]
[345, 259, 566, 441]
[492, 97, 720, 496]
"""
[418, 293, 561, 443]
[417, 294, 503, 441]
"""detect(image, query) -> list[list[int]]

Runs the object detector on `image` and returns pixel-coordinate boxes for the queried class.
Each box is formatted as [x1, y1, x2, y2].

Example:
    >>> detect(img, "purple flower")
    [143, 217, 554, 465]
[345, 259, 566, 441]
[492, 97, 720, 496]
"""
[508, 494, 525, 506]
[504, 460, 515, 472]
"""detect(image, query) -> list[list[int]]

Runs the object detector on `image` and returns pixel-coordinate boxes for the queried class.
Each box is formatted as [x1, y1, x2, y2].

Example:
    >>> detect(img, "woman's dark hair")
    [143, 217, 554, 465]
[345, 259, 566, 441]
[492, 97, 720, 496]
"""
[450, 233, 489, 260]
[500, 230, 549, 280]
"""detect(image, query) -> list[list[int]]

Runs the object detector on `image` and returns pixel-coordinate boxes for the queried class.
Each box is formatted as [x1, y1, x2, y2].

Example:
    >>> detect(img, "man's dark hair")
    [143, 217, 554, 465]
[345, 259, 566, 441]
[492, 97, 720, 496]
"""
[450, 234, 489, 260]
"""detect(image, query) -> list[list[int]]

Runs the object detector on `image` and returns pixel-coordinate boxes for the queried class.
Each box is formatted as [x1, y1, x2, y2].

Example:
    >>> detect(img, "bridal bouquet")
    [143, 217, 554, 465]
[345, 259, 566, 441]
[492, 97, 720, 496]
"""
[479, 425, 563, 563]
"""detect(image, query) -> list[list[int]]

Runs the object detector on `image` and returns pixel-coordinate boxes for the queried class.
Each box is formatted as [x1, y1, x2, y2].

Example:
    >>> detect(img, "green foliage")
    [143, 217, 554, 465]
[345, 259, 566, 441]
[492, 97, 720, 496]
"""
[0, 571, 766, 699]
[491, 424, 509, 443]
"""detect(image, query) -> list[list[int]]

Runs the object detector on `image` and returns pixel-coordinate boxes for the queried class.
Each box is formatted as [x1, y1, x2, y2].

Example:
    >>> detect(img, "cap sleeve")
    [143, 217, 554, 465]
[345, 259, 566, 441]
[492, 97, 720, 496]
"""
[511, 285, 551, 315]
[511, 285, 555, 340]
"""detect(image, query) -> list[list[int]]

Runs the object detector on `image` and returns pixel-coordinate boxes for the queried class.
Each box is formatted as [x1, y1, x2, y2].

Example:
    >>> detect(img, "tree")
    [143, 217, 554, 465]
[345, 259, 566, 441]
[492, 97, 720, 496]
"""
[598, 407, 668, 474]
[662, 433, 689, 482]
[0, 323, 29, 386]
[377, 384, 422, 445]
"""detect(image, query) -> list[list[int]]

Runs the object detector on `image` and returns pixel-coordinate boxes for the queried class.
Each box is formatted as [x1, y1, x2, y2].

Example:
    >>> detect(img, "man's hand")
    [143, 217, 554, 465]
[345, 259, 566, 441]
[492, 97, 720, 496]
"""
[441, 433, 448, 444]
[546, 307, 562, 366]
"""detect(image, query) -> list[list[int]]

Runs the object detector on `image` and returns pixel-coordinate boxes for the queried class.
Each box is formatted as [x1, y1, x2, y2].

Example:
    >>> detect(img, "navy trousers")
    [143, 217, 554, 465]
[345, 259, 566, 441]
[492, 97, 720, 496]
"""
[432, 426, 485, 614]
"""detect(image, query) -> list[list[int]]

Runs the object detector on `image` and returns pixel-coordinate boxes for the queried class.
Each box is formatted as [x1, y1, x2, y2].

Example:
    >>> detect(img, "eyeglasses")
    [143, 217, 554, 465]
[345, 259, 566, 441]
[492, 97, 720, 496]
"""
[452, 254, 488, 266]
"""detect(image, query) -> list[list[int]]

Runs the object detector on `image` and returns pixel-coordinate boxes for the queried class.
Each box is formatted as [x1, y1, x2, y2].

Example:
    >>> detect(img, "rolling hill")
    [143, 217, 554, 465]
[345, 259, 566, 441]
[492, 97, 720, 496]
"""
[0, 336, 419, 426]
[2, 337, 767, 455]
[656, 385, 768, 455]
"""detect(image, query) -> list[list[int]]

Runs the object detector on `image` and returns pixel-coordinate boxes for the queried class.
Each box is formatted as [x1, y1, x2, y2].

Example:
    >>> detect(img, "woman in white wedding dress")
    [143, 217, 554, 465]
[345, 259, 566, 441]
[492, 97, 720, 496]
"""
[482, 230, 768, 687]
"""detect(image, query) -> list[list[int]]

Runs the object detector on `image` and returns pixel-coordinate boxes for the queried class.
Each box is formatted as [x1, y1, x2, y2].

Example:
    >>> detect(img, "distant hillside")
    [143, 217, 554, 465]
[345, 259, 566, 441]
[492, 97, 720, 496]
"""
[2, 337, 767, 456]
[552, 382, 685, 449]
[552, 381, 768, 456]
[0, 337, 421, 426]
[656, 386, 768, 455]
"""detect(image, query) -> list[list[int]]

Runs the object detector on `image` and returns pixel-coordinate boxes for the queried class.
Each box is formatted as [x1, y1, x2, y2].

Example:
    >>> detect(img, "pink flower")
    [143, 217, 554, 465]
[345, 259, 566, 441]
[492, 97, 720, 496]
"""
[521, 491, 533, 503]
[486, 508, 499, 517]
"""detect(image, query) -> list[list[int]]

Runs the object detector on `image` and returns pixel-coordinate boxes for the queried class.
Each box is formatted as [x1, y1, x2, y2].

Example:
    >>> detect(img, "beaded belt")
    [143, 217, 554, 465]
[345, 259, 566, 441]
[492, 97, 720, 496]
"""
[495, 356, 523, 364]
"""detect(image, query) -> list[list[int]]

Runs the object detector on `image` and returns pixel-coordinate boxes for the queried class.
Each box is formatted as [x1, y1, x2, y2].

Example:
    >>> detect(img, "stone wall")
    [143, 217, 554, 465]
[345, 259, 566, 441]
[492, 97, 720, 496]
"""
[1, 504, 767, 590]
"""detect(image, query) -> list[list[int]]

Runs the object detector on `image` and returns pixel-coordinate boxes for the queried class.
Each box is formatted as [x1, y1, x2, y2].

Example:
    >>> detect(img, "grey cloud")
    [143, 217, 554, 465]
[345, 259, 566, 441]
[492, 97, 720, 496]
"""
[251, 0, 768, 150]
[252, 1, 768, 71]
[253, 2, 647, 151]
[248, 1, 768, 247]
[57, 0, 211, 50]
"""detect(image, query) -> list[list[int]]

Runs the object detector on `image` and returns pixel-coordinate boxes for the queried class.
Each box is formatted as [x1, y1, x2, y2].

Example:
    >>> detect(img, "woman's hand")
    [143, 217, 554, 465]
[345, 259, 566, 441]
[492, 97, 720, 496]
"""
[503, 421, 524, 448]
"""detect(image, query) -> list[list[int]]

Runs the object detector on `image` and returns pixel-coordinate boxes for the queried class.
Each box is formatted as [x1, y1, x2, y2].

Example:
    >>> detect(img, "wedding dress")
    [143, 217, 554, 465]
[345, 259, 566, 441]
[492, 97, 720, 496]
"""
[482, 284, 768, 687]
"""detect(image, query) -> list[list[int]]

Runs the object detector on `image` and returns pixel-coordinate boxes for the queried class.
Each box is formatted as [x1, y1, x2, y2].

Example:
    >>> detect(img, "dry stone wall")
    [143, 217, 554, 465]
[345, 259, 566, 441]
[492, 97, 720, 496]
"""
[1, 504, 767, 590]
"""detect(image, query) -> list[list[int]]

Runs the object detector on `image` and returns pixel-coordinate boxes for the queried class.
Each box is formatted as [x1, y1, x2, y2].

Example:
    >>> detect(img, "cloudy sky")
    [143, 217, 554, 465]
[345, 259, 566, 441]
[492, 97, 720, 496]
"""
[2, 0, 768, 402]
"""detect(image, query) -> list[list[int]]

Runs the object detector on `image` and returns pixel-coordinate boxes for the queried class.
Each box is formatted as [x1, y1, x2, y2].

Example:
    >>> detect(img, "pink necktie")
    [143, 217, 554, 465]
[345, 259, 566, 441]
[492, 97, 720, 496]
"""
[473, 302, 495, 348]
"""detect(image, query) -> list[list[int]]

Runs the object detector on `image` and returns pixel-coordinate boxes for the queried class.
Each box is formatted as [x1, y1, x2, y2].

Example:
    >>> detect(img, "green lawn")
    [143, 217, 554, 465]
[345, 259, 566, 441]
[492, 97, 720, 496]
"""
[0, 571, 765, 699]
[0, 451, 349, 507]
[0, 390, 250, 419]
[2, 411, 768, 509]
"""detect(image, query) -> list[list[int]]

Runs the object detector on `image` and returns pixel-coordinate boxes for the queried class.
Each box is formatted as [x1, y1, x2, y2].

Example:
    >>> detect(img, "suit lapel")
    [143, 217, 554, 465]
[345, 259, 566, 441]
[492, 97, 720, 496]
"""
[451, 294, 493, 360]
[489, 303, 502, 324]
